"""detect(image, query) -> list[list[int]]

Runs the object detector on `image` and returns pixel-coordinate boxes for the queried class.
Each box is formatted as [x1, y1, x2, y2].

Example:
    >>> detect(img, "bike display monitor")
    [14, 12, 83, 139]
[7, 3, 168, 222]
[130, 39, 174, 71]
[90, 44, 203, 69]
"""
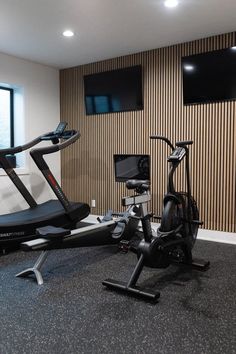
[114, 154, 150, 182]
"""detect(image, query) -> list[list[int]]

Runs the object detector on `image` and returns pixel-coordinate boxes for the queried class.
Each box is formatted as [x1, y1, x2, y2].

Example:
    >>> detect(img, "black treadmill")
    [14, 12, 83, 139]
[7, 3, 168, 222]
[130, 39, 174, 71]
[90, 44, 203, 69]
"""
[0, 122, 90, 250]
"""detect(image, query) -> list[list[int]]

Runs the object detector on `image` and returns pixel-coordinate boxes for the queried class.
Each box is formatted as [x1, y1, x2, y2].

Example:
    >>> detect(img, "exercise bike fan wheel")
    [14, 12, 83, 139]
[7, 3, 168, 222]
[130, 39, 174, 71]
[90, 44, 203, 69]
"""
[160, 192, 199, 248]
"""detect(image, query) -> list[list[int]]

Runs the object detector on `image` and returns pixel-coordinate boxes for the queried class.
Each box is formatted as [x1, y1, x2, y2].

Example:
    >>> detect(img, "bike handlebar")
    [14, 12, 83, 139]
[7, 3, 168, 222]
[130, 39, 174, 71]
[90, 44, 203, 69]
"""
[150, 135, 193, 150]
[150, 135, 175, 150]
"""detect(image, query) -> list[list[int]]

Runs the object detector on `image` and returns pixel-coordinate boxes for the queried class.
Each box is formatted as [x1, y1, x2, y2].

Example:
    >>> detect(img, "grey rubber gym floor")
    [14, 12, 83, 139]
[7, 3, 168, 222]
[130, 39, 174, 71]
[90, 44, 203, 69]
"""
[0, 239, 235, 354]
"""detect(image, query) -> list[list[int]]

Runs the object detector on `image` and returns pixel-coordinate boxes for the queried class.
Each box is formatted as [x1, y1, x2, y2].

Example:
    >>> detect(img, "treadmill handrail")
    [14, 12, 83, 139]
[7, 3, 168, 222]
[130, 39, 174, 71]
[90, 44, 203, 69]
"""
[0, 127, 77, 156]
[29, 130, 81, 213]
[0, 132, 53, 156]
[0, 133, 54, 209]
[0, 126, 79, 212]
[30, 130, 80, 156]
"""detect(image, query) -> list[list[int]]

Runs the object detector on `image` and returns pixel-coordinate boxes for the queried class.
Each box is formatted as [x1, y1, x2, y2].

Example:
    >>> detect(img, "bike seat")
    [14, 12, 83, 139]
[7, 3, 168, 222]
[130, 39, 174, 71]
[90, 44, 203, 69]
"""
[176, 140, 193, 147]
[126, 179, 150, 191]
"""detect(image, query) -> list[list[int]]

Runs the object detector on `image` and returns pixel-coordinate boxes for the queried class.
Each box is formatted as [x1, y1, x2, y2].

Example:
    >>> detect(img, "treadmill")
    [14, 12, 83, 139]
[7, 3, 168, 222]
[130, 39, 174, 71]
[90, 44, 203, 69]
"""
[0, 122, 90, 250]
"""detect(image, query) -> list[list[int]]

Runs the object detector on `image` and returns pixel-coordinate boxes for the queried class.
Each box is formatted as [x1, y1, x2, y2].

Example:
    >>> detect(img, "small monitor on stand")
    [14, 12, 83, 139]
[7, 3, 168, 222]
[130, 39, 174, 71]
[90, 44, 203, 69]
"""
[114, 154, 150, 182]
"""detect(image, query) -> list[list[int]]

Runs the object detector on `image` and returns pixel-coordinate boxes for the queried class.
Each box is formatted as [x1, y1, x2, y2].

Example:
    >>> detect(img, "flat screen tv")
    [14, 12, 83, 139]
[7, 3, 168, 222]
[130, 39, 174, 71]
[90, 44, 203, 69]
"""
[182, 47, 236, 105]
[84, 66, 143, 115]
[114, 154, 150, 182]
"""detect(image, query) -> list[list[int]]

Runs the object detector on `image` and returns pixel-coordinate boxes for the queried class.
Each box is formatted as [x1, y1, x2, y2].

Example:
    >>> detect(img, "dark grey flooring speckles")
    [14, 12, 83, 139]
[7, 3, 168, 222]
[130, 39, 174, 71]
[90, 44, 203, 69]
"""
[0, 240, 235, 354]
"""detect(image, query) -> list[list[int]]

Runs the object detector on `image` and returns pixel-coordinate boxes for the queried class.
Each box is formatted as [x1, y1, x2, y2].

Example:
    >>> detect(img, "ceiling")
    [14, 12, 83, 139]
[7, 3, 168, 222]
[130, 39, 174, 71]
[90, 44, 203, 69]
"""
[0, 0, 236, 69]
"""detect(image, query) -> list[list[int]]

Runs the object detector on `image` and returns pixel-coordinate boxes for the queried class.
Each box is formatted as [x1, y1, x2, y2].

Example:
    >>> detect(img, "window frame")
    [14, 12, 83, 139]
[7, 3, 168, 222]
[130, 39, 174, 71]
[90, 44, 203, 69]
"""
[0, 86, 14, 148]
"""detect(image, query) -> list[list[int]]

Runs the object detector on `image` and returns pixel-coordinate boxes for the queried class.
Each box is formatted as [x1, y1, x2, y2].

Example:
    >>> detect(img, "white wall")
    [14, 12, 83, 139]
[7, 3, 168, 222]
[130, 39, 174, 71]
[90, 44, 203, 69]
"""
[0, 52, 60, 214]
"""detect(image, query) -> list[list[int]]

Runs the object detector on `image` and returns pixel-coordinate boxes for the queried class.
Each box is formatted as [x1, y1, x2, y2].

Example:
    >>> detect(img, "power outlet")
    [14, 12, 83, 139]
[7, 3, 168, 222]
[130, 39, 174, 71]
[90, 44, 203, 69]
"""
[91, 199, 96, 208]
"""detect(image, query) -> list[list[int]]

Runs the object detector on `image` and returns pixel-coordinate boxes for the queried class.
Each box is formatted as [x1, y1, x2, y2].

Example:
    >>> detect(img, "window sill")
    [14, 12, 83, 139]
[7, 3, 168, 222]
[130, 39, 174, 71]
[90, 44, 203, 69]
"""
[0, 167, 30, 176]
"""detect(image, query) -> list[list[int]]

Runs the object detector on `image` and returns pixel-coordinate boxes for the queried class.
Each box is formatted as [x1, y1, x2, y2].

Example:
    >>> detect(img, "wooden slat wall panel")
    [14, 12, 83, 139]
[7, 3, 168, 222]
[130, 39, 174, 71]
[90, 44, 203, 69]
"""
[60, 32, 236, 233]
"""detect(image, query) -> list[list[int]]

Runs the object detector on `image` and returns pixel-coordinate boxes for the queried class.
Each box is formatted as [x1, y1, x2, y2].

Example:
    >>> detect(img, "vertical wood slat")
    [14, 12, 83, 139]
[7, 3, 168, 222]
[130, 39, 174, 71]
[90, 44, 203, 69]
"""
[60, 31, 236, 233]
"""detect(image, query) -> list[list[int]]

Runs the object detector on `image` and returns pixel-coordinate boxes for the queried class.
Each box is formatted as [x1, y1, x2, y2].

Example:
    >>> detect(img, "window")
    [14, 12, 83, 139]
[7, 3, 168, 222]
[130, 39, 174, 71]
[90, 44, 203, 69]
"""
[0, 87, 14, 149]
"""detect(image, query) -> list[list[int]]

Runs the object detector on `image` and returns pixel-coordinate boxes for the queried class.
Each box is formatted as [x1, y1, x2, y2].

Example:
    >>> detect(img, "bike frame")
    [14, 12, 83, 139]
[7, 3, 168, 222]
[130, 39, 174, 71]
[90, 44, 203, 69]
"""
[151, 135, 193, 232]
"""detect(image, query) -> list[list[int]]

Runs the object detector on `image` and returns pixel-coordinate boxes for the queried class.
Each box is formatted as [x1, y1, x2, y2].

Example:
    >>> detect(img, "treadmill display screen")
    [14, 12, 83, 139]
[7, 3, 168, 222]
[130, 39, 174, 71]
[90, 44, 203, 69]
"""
[114, 154, 150, 182]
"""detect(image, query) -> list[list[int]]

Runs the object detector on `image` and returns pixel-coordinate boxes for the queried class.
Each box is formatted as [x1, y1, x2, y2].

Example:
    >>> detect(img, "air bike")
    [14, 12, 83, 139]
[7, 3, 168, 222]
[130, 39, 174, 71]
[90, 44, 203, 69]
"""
[0, 122, 90, 253]
[103, 136, 210, 302]
[16, 155, 150, 285]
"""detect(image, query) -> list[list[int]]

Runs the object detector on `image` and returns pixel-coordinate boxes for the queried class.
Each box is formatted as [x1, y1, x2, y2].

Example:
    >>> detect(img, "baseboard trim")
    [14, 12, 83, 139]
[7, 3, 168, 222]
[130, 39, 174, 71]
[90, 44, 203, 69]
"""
[150, 222, 236, 245]
[197, 229, 236, 245]
[86, 214, 236, 245]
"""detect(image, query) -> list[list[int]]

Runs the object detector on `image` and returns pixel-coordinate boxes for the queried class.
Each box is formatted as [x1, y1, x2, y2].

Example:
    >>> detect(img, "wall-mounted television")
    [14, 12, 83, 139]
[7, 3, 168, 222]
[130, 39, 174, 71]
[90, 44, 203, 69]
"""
[182, 47, 236, 105]
[114, 154, 150, 182]
[84, 65, 143, 115]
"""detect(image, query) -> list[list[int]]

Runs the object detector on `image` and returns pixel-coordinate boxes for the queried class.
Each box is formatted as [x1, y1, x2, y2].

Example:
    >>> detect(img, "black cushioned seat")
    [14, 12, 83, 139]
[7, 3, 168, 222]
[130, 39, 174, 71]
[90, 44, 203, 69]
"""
[126, 179, 150, 190]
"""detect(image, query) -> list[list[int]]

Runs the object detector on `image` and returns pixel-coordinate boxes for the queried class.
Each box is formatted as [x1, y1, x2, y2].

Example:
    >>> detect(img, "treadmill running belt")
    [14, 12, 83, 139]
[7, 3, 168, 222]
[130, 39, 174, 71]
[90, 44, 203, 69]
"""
[0, 200, 88, 227]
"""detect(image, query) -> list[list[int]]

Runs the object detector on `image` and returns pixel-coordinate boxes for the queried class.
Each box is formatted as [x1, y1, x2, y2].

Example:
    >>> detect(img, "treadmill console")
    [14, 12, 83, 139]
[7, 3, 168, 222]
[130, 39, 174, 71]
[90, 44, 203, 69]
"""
[42, 122, 68, 144]
[54, 122, 67, 135]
